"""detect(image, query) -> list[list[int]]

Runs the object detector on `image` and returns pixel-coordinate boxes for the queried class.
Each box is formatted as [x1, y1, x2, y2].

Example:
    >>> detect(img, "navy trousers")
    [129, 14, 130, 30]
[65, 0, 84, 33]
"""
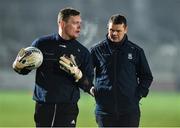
[34, 102, 79, 127]
[96, 110, 140, 127]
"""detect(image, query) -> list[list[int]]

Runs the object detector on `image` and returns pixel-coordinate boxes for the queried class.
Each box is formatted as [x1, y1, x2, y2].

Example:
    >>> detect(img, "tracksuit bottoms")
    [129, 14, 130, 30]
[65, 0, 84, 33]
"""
[34, 102, 79, 127]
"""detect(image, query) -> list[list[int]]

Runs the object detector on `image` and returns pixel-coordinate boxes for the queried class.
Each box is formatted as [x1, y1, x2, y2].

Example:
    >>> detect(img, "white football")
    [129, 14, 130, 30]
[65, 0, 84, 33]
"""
[23, 46, 43, 69]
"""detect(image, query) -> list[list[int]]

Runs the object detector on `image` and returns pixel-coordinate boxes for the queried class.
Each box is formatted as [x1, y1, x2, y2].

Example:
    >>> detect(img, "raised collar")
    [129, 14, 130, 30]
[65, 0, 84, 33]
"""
[106, 34, 128, 51]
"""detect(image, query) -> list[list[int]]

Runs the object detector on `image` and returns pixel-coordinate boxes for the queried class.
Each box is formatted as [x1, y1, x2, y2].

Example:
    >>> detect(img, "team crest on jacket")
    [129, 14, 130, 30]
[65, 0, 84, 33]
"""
[128, 53, 133, 59]
[77, 48, 81, 52]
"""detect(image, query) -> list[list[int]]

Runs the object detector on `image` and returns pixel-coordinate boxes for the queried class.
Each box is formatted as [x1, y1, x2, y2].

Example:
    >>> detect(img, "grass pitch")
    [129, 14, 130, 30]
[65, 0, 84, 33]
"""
[0, 90, 180, 127]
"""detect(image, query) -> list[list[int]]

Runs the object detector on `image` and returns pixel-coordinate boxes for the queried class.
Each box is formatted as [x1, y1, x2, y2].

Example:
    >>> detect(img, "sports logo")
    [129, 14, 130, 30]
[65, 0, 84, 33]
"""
[128, 53, 133, 60]
[71, 120, 75, 124]
[77, 48, 81, 52]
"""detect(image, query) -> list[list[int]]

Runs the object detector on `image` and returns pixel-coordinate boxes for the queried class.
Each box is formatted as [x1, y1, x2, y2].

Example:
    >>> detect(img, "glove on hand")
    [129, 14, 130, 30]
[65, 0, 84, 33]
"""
[59, 54, 82, 82]
[12, 48, 34, 73]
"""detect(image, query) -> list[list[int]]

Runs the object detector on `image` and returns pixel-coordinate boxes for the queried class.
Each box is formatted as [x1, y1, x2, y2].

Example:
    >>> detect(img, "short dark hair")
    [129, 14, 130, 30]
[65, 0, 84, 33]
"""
[108, 14, 127, 26]
[57, 7, 80, 23]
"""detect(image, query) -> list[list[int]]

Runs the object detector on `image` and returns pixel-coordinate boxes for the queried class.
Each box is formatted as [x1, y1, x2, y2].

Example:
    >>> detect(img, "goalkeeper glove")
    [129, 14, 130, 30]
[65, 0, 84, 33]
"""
[12, 48, 36, 73]
[59, 54, 82, 82]
[13, 48, 29, 73]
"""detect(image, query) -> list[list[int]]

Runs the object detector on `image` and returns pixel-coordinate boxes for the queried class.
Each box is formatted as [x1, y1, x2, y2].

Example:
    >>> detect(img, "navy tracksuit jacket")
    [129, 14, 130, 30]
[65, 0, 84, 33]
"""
[28, 33, 93, 103]
[90, 35, 153, 116]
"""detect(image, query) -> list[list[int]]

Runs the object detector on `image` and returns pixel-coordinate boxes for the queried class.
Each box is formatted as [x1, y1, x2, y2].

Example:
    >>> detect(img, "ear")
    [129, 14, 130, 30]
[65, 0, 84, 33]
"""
[124, 26, 128, 34]
[59, 20, 65, 28]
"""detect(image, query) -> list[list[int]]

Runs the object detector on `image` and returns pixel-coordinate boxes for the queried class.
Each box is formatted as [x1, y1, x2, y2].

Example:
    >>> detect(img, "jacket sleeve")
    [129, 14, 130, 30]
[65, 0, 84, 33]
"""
[77, 75, 94, 94]
[77, 50, 94, 94]
[136, 49, 153, 98]
[90, 47, 98, 69]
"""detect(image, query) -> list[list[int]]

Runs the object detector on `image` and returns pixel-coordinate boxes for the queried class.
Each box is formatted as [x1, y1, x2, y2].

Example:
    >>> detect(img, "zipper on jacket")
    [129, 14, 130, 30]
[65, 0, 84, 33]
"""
[112, 51, 119, 118]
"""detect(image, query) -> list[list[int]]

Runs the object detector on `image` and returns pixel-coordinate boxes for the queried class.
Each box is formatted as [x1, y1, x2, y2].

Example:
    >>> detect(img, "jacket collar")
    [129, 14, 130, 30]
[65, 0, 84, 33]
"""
[55, 33, 75, 44]
[106, 34, 128, 51]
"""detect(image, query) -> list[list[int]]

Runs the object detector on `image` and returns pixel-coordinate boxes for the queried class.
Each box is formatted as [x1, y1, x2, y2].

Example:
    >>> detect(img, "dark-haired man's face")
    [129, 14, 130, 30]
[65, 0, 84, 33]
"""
[108, 22, 127, 43]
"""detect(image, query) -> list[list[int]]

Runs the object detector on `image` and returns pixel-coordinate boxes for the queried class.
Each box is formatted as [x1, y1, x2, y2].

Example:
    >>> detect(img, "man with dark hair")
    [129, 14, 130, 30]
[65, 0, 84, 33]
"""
[90, 14, 153, 127]
[13, 7, 94, 127]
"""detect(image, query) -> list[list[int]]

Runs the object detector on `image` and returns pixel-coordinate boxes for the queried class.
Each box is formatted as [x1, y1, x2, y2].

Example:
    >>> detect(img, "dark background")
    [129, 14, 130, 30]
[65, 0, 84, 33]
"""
[0, 0, 180, 91]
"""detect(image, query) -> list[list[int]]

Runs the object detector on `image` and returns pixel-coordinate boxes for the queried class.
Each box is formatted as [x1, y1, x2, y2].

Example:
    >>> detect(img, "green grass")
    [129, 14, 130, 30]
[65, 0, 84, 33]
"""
[140, 91, 180, 127]
[0, 90, 180, 127]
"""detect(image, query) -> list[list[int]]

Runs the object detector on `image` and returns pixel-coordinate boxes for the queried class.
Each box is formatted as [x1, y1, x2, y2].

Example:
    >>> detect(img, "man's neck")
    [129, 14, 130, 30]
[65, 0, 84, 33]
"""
[58, 30, 71, 40]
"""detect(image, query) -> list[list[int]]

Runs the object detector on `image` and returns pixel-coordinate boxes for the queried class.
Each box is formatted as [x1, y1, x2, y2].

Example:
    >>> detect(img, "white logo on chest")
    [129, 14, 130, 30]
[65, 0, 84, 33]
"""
[128, 53, 133, 59]
[77, 48, 81, 52]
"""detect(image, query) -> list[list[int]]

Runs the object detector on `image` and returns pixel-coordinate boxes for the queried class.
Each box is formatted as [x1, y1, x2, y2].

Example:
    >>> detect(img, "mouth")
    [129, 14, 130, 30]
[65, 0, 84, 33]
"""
[111, 37, 118, 41]
[112, 35, 118, 38]
[76, 30, 80, 33]
[75, 31, 80, 35]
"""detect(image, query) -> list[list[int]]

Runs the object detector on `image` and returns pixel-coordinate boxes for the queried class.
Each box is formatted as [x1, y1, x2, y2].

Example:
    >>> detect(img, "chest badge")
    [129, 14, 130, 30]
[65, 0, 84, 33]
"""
[77, 48, 81, 52]
[128, 53, 133, 60]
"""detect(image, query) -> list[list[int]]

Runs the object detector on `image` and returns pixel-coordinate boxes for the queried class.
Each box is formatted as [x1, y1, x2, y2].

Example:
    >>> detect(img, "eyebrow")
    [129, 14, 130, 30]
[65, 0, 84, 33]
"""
[110, 29, 121, 32]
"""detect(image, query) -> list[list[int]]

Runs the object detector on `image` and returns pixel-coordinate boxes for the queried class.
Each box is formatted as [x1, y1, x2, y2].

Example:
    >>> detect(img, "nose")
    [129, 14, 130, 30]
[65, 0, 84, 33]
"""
[112, 31, 117, 35]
